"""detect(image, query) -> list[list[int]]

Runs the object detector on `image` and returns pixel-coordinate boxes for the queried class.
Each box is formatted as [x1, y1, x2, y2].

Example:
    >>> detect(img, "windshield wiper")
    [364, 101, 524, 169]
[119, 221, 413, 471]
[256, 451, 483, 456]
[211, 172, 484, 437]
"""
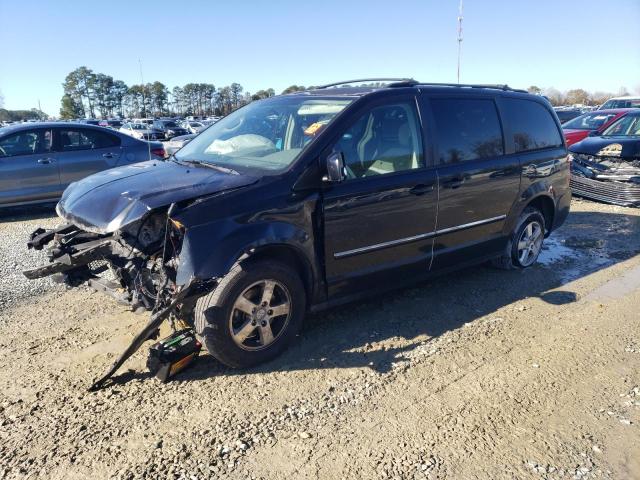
[178, 159, 239, 175]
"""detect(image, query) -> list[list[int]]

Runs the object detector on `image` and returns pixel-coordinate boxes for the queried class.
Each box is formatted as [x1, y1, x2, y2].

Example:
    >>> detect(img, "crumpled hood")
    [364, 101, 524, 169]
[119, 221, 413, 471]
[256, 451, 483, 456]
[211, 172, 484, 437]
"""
[569, 136, 640, 158]
[57, 160, 258, 233]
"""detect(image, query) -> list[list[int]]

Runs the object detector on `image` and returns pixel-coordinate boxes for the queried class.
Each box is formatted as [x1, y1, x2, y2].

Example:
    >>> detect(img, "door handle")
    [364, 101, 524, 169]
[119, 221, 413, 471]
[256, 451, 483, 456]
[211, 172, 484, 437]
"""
[102, 153, 115, 159]
[37, 157, 55, 164]
[442, 175, 465, 189]
[409, 184, 434, 195]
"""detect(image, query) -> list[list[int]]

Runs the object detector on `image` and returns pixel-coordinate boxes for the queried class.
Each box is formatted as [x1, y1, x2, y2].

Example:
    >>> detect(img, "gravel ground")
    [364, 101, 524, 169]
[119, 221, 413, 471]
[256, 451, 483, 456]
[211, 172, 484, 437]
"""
[0, 199, 639, 479]
[0, 204, 63, 312]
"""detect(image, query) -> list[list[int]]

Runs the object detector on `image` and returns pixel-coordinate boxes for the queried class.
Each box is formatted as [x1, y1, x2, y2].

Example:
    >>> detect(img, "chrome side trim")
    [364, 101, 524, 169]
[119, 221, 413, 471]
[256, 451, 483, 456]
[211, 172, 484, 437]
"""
[431, 214, 507, 236]
[334, 231, 437, 259]
[333, 214, 506, 259]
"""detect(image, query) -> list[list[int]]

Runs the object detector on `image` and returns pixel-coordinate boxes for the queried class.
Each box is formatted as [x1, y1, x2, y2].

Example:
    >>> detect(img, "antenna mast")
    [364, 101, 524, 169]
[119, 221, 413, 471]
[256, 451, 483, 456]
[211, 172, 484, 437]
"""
[457, 0, 463, 84]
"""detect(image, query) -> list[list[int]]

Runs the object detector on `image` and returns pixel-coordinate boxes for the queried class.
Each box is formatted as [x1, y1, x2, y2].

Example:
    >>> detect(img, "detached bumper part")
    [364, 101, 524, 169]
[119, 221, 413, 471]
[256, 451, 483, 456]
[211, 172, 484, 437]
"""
[570, 175, 640, 207]
[570, 155, 640, 207]
[88, 280, 195, 391]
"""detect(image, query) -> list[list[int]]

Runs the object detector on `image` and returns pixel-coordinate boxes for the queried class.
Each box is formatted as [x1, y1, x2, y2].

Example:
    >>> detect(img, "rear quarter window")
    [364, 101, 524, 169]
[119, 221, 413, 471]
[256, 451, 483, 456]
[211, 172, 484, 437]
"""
[501, 98, 563, 153]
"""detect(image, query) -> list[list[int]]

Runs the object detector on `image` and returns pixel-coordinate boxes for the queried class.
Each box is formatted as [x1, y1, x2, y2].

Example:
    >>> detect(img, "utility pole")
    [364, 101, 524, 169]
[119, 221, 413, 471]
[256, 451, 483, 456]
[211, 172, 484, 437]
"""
[457, 0, 463, 84]
[139, 58, 146, 118]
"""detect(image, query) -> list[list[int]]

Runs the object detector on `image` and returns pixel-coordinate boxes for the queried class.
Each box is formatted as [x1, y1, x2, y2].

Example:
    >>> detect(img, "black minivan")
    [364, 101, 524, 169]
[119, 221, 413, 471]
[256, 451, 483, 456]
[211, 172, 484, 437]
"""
[26, 79, 570, 370]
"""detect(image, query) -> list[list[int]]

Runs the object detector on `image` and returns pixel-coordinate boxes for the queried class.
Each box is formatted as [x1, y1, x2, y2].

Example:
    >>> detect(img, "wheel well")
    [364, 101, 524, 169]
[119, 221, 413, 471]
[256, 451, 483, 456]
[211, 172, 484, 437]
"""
[527, 195, 555, 233]
[242, 245, 313, 299]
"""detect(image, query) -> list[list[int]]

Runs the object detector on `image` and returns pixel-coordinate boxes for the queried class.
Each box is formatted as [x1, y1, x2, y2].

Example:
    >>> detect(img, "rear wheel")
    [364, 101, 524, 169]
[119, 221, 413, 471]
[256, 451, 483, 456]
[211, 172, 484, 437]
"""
[194, 260, 305, 368]
[491, 207, 545, 269]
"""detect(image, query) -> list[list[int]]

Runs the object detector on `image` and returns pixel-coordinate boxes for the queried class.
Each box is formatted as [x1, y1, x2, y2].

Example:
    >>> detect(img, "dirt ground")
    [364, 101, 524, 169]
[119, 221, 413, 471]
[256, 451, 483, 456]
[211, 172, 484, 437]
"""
[0, 199, 639, 480]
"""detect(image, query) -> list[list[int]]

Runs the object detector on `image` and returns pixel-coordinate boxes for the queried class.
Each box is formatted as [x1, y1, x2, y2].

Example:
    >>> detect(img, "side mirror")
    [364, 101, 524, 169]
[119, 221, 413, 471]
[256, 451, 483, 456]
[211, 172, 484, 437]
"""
[324, 151, 345, 183]
[588, 130, 601, 137]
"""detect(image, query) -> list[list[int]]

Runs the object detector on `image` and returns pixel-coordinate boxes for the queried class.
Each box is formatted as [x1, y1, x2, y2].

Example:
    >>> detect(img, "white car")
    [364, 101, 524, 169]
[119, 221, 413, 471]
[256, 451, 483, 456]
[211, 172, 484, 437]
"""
[132, 118, 155, 126]
[119, 122, 165, 140]
[183, 121, 206, 134]
[598, 96, 640, 110]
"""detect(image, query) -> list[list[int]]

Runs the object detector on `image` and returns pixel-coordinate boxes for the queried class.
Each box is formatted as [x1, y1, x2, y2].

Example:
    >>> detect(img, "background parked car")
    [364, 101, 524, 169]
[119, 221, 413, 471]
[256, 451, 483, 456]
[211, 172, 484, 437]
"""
[0, 122, 164, 207]
[152, 120, 189, 139]
[554, 107, 583, 124]
[119, 122, 165, 140]
[598, 96, 640, 110]
[562, 108, 635, 146]
[78, 119, 101, 126]
[132, 118, 155, 126]
[569, 110, 640, 207]
[164, 133, 195, 156]
[182, 121, 206, 134]
[98, 119, 124, 130]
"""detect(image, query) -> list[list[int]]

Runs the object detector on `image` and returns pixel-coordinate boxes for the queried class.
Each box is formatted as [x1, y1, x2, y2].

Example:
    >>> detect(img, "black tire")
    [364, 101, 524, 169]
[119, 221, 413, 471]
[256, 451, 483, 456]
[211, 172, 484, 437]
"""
[491, 207, 546, 270]
[194, 260, 306, 368]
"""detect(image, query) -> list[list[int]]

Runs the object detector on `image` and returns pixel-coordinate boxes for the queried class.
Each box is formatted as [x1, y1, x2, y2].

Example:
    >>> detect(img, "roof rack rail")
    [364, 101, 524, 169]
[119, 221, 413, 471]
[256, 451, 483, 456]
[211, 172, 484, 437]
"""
[417, 82, 527, 93]
[315, 78, 418, 89]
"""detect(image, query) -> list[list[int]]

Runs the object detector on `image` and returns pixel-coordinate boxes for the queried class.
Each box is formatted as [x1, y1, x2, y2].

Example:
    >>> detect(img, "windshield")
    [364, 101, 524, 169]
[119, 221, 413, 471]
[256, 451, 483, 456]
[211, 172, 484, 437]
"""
[175, 96, 354, 173]
[601, 114, 640, 136]
[562, 112, 618, 130]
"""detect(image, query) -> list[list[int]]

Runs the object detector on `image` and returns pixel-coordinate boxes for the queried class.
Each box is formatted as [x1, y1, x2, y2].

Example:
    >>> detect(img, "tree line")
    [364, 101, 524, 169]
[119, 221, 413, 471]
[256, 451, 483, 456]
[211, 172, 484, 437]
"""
[0, 108, 47, 123]
[59, 66, 308, 119]
[526, 85, 635, 106]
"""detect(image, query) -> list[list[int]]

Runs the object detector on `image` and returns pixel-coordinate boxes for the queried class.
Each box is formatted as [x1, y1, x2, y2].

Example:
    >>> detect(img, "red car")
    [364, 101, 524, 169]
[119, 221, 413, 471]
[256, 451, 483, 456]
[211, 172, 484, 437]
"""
[562, 108, 635, 146]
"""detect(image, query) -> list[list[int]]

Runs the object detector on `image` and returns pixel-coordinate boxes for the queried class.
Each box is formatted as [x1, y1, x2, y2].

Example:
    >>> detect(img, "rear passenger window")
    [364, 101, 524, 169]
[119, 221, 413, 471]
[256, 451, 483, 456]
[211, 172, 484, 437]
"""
[59, 128, 120, 151]
[500, 98, 563, 152]
[431, 98, 504, 164]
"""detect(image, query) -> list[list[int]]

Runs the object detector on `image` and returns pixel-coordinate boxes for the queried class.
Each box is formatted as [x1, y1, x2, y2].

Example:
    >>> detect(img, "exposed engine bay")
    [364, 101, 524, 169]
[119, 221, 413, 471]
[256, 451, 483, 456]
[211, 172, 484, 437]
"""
[24, 207, 214, 390]
[25, 210, 185, 311]
[570, 153, 640, 207]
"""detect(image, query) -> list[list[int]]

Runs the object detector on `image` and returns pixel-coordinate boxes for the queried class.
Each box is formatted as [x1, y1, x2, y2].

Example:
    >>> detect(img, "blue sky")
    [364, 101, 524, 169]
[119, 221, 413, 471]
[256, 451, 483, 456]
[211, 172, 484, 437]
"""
[1, 0, 638, 115]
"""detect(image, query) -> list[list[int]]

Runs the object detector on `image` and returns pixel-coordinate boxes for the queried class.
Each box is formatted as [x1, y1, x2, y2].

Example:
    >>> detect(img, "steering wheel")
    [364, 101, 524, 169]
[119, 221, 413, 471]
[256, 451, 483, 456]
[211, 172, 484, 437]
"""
[0, 146, 6, 156]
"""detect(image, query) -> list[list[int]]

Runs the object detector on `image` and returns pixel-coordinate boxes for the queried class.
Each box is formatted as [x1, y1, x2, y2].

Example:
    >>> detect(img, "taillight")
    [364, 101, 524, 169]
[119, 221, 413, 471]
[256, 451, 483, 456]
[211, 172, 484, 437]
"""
[151, 147, 166, 158]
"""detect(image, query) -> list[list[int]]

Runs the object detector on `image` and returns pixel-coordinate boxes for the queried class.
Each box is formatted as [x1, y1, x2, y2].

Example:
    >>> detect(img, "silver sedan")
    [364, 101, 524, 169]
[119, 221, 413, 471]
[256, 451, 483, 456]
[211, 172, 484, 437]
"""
[164, 134, 196, 156]
[0, 122, 165, 207]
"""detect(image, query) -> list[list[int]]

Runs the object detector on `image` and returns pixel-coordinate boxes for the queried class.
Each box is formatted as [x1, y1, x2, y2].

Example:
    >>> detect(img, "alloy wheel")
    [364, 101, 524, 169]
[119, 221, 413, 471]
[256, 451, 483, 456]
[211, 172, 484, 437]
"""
[517, 221, 544, 267]
[229, 279, 292, 351]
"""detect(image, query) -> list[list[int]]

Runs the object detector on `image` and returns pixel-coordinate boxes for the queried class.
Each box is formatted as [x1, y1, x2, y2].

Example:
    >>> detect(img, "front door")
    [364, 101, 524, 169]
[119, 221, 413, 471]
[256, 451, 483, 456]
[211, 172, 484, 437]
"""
[0, 128, 60, 206]
[422, 95, 521, 269]
[322, 96, 438, 297]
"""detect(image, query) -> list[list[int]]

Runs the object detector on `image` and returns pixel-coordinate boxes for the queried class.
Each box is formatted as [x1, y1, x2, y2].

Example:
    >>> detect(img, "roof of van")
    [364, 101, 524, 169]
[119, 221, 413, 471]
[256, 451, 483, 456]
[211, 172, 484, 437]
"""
[295, 79, 532, 98]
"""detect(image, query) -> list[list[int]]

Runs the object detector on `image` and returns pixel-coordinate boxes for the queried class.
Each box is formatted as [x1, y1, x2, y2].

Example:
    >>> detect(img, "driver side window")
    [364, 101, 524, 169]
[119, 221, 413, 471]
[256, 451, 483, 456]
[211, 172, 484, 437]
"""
[334, 101, 424, 179]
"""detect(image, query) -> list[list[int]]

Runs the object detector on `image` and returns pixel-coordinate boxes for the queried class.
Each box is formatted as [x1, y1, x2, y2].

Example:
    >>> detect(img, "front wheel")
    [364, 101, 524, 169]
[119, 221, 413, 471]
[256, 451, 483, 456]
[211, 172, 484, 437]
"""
[491, 207, 546, 269]
[194, 260, 306, 368]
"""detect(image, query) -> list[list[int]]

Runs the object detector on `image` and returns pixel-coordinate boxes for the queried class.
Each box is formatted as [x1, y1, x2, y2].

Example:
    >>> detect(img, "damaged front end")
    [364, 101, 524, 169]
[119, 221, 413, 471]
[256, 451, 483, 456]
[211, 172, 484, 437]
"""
[25, 207, 198, 312]
[570, 153, 640, 207]
[24, 205, 217, 390]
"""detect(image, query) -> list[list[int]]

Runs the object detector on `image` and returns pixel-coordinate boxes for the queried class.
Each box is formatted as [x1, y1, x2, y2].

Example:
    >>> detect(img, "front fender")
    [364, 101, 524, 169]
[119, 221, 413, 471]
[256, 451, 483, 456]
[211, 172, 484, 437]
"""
[175, 219, 315, 286]
[172, 188, 321, 294]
